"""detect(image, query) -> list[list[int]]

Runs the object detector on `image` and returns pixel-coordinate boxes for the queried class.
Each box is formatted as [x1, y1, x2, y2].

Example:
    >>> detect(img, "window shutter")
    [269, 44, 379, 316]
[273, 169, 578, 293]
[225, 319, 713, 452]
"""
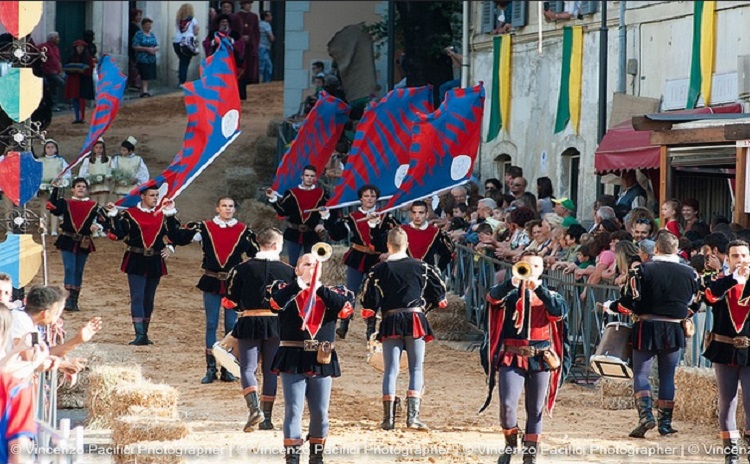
[547, 1, 565, 13]
[581, 1, 598, 15]
[511, 1, 528, 28]
[481, 1, 496, 34]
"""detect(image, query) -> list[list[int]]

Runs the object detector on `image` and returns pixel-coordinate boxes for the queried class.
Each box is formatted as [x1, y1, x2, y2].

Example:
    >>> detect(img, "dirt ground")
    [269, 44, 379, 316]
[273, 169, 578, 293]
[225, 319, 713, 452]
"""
[39, 82, 724, 463]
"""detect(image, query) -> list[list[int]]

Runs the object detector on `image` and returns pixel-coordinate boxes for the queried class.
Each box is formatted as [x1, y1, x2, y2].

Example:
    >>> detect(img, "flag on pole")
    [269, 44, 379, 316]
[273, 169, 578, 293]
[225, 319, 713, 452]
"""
[554, 26, 583, 134]
[378, 84, 485, 214]
[116, 37, 241, 207]
[326, 86, 433, 210]
[486, 35, 511, 142]
[271, 92, 350, 195]
[686, 1, 717, 109]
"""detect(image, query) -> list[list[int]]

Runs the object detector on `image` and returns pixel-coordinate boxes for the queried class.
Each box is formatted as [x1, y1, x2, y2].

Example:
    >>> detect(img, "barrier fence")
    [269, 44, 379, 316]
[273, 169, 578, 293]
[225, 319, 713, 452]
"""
[446, 244, 714, 383]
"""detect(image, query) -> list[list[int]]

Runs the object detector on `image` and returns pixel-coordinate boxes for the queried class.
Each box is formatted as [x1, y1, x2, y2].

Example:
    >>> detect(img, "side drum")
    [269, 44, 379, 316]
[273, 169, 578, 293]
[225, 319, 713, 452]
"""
[589, 322, 633, 379]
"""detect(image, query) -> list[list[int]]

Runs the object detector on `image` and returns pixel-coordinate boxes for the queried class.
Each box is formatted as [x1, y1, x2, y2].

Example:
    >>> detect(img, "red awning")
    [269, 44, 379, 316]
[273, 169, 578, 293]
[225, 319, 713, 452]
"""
[594, 104, 743, 174]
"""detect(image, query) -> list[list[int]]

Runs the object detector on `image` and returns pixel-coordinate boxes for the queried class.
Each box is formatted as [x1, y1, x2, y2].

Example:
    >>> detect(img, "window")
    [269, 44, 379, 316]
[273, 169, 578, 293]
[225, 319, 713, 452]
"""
[494, 153, 512, 182]
[482, 1, 528, 33]
[481, 1, 496, 34]
[561, 148, 581, 210]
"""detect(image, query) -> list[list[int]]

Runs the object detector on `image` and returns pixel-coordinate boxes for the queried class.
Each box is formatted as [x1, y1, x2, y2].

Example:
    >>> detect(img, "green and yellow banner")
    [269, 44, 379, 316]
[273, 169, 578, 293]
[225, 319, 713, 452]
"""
[686, 1, 716, 109]
[554, 26, 583, 134]
[486, 35, 511, 142]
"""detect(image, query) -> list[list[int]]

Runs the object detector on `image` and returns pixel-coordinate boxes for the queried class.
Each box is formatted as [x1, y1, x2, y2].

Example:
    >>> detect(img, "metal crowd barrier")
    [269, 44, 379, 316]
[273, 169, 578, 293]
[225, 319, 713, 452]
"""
[445, 244, 715, 383]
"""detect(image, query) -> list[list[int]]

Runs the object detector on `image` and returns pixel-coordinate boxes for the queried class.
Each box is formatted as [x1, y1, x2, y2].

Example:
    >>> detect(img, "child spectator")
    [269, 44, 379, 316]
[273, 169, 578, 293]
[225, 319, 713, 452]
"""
[661, 199, 682, 238]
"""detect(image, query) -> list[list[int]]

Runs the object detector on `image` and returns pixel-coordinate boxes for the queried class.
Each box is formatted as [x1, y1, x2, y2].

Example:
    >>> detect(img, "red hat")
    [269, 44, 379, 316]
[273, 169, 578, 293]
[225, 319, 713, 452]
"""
[73, 39, 87, 47]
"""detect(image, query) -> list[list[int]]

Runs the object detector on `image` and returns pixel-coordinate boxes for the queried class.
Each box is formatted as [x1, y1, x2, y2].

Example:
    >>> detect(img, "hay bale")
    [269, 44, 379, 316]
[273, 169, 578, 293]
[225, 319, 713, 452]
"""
[225, 167, 259, 203]
[252, 135, 279, 182]
[429, 293, 483, 341]
[110, 383, 179, 420]
[86, 365, 143, 428]
[600, 378, 632, 397]
[601, 396, 634, 410]
[114, 455, 182, 464]
[57, 367, 90, 409]
[674, 367, 717, 425]
[112, 415, 189, 445]
[320, 244, 348, 286]
[266, 117, 284, 137]
[237, 199, 283, 231]
[127, 406, 179, 419]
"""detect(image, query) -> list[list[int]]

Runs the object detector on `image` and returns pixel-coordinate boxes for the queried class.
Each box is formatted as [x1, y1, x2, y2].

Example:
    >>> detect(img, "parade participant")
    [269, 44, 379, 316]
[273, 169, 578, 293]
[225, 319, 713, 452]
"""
[606, 231, 698, 439]
[320, 184, 398, 338]
[170, 196, 259, 384]
[105, 186, 180, 345]
[401, 200, 455, 271]
[482, 251, 568, 464]
[702, 240, 750, 464]
[266, 165, 328, 266]
[110, 136, 149, 198]
[269, 253, 355, 463]
[361, 227, 447, 431]
[48, 177, 105, 311]
[78, 138, 112, 212]
[236, 0, 260, 97]
[225, 228, 294, 432]
[39, 139, 71, 236]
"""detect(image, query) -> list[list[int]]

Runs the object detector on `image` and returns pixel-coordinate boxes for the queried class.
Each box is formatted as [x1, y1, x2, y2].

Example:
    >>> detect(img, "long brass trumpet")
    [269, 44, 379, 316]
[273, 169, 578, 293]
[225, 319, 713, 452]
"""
[512, 261, 533, 281]
[312, 242, 333, 262]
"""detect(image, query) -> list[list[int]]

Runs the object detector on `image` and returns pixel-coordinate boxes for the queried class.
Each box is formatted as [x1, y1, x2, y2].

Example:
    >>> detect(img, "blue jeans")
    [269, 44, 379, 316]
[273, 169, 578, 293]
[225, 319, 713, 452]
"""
[203, 292, 237, 349]
[382, 336, 425, 396]
[259, 47, 272, 83]
[172, 43, 193, 84]
[281, 372, 332, 440]
[127, 274, 161, 322]
[61, 251, 88, 288]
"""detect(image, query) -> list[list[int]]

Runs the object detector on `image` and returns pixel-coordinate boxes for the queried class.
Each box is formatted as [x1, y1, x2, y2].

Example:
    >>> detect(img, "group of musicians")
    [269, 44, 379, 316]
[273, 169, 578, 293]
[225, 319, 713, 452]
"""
[49, 166, 750, 464]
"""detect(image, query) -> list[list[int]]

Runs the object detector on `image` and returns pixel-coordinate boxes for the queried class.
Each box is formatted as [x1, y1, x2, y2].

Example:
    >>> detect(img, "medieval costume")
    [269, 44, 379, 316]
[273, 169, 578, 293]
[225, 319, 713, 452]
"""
[269, 184, 328, 266]
[401, 221, 455, 271]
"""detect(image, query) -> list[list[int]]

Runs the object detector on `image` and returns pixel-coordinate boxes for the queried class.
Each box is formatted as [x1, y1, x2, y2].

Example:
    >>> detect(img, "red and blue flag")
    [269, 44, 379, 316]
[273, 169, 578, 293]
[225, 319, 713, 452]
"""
[117, 37, 241, 207]
[271, 92, 350, 195]
[326, 86, 433, 209]
[379, 84, 485, 214]
[59, 55, 127, 178]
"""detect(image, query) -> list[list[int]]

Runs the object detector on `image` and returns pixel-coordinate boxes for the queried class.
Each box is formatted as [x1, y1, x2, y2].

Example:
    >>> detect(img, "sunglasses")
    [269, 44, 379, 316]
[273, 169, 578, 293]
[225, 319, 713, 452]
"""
[635, 218, 651, 225]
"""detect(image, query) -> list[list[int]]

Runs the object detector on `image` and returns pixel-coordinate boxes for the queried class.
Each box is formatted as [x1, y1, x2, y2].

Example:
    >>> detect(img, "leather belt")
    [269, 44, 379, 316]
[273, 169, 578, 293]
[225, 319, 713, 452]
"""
[203, 269, 230, 280]
[636, 314, 683, 323]
[385, 307, 423, 316]
[708, 332, 750, 349]
[126, 246, 156, 256]
[60, 231, 85, 241]
[351, 243, 380, 255]
[501, 344, 549, 357]
[288, 223, 311, 232]
[239, 309, 276, 317]
[279, 340, 334, 352]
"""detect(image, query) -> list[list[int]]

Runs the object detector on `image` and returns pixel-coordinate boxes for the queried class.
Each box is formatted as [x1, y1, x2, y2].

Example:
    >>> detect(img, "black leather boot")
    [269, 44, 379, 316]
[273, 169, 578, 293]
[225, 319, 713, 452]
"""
[71, 288, 80, 311]
[381, 399, 395, 430]
[143, 318, 154, 345]
[201, 354, 218, 384]
[724, 438, 739, 464]
[629, 395, 656, 438]
[336, 317, 350, 339]
[497, 427, 518, 464]
[243, 391, 264, 432]
[128, 322, 149, 346]
[259, 399, 274, 430]
[285, 444, 301, 464]
[64, 287, 78, 311]
[406, 397, 429, 431]
[309, 439, 325, 464]
[522, 441, 537, 464]
[220, 367, 238, 382]
[657, 400, 678, 435]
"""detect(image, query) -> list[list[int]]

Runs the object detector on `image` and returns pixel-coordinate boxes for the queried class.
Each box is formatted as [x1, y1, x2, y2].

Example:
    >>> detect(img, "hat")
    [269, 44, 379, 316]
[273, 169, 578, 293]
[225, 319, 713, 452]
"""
[121, 136, 137, 151]
[552, 197, 575, 211]
[72, 39, 87, 47]
[95, 137, 105, 145]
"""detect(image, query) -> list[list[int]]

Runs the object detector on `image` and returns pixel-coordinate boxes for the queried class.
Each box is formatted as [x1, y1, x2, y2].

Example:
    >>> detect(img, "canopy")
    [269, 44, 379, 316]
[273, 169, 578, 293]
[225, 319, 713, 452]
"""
[594, 103, 743, 174]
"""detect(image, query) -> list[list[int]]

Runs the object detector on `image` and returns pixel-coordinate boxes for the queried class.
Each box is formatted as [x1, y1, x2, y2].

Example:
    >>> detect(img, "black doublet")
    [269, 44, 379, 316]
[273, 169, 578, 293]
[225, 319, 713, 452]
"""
[324, 210, 398, 273]
[703, 274, 750, 366]
[48, 187, 105, 254]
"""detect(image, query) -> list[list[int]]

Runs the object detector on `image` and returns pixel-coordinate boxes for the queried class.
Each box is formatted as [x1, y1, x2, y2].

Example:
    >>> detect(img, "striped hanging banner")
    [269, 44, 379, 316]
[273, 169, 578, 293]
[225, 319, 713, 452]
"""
[0, 1, 43, 38]
[686, 1, 717, 109]
[486, 35, 512, 142]
[554, 26, 583, 134]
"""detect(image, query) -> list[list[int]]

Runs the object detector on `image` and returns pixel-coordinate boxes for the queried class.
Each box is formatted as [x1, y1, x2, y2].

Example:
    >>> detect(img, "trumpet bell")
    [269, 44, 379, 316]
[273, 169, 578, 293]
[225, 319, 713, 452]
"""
[512, 261, 533, 281]
[312, 242, 333, 262]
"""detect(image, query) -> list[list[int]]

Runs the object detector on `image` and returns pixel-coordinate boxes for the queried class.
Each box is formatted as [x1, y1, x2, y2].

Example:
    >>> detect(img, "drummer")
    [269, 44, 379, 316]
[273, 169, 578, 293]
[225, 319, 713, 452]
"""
[605, 231, 698, 438]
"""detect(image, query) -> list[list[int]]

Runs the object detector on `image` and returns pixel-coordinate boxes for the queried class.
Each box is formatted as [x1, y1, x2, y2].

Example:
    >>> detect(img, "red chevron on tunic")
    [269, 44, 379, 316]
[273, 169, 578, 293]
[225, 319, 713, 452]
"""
[67, 200, 97, 233]
[204, 221, 247, 268]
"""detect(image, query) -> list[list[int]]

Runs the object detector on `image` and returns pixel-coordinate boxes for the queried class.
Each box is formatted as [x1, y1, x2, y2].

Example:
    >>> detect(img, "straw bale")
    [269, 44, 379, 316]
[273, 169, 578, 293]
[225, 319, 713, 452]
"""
[110, 383, 179, 420]
[252, 135, 279, 182]
[429, 293, 483, 341]
[224, 167, 258, 203]
[113, 455, 182, 464]
[86, 365, 143, 428]
[59, 343, 125, 409]
[237, 199, 283, 231]
[126, 405, 179, 419]
[674, 367, 718, 425]
[112, 415, 189, 446]
[320, 244, 348, 286]
[599, 378, 632, 397]
[601, 396, 634, 410]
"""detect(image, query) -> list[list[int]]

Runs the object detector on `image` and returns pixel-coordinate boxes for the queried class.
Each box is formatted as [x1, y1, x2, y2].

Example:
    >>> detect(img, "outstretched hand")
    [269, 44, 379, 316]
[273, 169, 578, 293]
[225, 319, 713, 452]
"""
[77, 317, 103, 343]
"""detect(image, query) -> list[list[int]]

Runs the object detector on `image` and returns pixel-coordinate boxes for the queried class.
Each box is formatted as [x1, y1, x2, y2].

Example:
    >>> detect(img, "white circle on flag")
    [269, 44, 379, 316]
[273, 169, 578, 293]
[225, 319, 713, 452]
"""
[451, 155, 472, 181]
[394, 164, 409, 188]
[157, 183, 169, 202]
[221, 109, 240, 137]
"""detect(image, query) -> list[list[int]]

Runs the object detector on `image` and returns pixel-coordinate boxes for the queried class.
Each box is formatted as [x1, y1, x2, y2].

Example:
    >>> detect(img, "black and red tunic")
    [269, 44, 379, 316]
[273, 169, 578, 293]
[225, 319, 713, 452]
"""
[402, 223, 455, 271]
[703, 273, 750, 366]
[171, 218, 259, 295]
[325, 209, 398, 273]
[271, 186, 329, 247]
[361, 255, 447, 342]
[48, 187, 104, 254]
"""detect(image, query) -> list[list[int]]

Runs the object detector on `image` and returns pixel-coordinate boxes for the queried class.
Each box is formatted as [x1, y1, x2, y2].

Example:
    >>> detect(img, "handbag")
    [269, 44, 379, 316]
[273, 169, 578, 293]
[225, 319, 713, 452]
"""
[542, 349, 560, 370]
[316, 341, 333, 365]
